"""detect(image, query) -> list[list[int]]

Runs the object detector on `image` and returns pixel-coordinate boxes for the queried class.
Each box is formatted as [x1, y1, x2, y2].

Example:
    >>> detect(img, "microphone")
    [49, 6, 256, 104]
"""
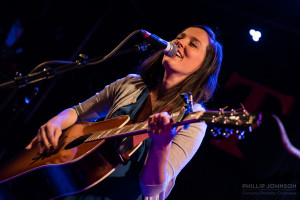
[140, 29, 177, 57]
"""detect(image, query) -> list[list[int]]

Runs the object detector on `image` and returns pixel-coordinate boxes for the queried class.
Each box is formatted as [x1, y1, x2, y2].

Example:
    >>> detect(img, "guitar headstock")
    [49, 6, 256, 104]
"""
[184, 107, 262, 139]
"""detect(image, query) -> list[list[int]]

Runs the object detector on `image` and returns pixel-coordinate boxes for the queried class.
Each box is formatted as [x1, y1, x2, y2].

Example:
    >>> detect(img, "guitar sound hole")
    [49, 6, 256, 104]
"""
[64, 133, 92, 149]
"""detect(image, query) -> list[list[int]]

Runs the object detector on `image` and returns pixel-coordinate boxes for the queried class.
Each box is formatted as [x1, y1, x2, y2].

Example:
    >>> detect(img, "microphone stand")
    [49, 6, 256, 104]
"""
[0, 30, 148, 91]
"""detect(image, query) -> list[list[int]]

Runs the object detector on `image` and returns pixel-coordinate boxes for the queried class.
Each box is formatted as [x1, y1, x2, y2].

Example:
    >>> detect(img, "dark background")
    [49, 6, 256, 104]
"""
[0, 0, 299, 199]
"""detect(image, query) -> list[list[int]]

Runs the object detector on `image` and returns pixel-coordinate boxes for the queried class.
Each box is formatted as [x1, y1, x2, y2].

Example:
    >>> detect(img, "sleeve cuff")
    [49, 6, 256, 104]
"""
[139, 173, 170, 197]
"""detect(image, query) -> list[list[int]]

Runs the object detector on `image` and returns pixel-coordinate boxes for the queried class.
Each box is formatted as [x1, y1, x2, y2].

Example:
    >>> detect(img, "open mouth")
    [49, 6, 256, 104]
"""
[176, 51, 183, 58]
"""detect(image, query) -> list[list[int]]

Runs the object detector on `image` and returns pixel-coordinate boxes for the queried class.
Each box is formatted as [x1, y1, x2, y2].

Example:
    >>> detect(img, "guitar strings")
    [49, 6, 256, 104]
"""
[87, 121, 149, 142]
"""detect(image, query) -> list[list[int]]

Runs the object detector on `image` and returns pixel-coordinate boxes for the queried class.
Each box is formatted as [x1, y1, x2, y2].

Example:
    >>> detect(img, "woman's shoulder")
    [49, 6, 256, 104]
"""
[126, 73, 141, 79]
[120, 74, 145, 88]
[112, 74, 142, 85]
[193, 103, 206, 112]
[125, 74, 143, 82]
[105, 74, 143, 89]
[107, 74, 146, 97]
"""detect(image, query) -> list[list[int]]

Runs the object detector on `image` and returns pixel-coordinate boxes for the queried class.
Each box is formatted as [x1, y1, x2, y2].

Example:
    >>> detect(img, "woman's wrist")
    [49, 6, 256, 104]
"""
[47, 117, 62, 127]
[151, 141, 172, 152]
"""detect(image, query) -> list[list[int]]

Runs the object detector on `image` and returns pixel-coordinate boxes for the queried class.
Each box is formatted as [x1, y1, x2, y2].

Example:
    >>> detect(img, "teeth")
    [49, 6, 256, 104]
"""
[176, 52, 182, 58]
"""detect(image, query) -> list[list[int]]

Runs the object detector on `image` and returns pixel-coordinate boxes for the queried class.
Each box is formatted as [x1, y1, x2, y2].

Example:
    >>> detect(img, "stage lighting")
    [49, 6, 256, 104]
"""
[249, 29, 261, 42]
[25, 97, 30, 104]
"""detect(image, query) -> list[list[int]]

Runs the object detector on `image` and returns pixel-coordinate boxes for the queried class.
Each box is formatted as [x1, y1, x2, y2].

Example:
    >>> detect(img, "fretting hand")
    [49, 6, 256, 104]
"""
[147, 112, 182, 147]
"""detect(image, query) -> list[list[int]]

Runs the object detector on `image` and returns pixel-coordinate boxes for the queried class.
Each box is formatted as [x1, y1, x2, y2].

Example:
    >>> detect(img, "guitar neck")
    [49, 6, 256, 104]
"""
[84, 109, 261, 143]
[84, 121, 149, 142]
[84, 111, 204, 143]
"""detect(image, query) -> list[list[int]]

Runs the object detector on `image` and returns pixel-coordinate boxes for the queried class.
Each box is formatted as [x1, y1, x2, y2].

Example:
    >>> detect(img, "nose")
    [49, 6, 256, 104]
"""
[175, 39, 184, 48]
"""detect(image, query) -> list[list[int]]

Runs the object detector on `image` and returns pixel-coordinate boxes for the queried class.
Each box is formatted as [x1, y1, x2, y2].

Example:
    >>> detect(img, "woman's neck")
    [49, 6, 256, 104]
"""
[162, 71, 188, 91]
[150, 73, 185, 100]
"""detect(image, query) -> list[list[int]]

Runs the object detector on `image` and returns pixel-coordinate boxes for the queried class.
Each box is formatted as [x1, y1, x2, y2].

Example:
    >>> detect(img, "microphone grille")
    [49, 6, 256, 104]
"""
[164, 42, 178, 57]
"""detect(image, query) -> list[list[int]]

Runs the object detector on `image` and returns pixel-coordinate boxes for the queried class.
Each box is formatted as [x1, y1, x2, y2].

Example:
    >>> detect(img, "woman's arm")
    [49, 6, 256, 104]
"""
[25, 108, 78, 154]
[273, 114, 300, 159]
[140, 105, 207, 199]
[140, 112, 176, 185]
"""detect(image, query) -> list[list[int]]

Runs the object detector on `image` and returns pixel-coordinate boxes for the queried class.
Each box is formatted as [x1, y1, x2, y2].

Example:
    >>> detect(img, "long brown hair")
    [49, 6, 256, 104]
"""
[140, 25, 223, 113]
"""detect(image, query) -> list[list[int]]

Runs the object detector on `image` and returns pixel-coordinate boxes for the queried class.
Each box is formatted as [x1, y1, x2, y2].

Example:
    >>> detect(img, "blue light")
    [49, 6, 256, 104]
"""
[16, 48, 23, 54]
[25, 97, 30, 104]
[5, 19, 23, 47]
[249, 29, 261, 42]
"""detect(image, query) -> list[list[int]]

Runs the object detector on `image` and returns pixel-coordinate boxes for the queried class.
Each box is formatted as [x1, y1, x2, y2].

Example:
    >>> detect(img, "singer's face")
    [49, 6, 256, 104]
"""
[162, 27, 210, 78]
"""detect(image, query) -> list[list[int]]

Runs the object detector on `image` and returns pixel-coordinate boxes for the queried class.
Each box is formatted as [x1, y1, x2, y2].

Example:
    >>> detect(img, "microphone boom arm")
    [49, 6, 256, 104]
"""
[0, 29, 147, 91]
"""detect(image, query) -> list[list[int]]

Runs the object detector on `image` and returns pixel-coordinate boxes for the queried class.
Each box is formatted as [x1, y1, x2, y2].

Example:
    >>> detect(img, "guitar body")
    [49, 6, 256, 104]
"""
[0, 108, 261, 200]
[0, 115, 146, 200]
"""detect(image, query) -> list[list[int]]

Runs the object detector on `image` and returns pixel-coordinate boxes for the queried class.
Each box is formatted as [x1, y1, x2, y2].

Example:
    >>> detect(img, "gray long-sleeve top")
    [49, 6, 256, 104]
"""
[73, 74, 207, 199]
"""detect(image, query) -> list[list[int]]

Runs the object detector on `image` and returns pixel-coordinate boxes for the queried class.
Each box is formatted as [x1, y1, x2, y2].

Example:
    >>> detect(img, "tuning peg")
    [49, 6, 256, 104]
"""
[219, 106, 228, 115]
[188, 92, 194, 112]
[181, 93, 191, 114]
[211, 115, 216, 123]
[230, 109, 236, 115]
[240, 103, 249, 116]
[235, 130, 246, 140]
[223, 116, 230, 124]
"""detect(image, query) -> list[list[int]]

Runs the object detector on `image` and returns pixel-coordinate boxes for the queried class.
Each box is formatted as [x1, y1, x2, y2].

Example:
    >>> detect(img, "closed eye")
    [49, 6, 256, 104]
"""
[189, 42, 198, 48]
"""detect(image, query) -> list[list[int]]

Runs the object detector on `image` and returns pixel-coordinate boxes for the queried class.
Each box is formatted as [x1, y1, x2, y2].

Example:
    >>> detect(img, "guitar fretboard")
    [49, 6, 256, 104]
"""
[84, 109, 261, 143]
[85, 121, 149, 143]
[84, 109, 186, 143]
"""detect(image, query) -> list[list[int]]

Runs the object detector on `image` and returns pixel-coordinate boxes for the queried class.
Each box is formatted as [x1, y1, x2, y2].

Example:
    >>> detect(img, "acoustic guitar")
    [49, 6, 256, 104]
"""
[0, 108, 261, 199]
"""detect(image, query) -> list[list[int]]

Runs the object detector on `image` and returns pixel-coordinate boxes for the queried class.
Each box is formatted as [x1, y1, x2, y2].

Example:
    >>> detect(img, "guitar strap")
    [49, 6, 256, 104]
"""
[113, 88, 150, 164]
[115, 106, 187, 165]
[113, 88, 187, 165]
